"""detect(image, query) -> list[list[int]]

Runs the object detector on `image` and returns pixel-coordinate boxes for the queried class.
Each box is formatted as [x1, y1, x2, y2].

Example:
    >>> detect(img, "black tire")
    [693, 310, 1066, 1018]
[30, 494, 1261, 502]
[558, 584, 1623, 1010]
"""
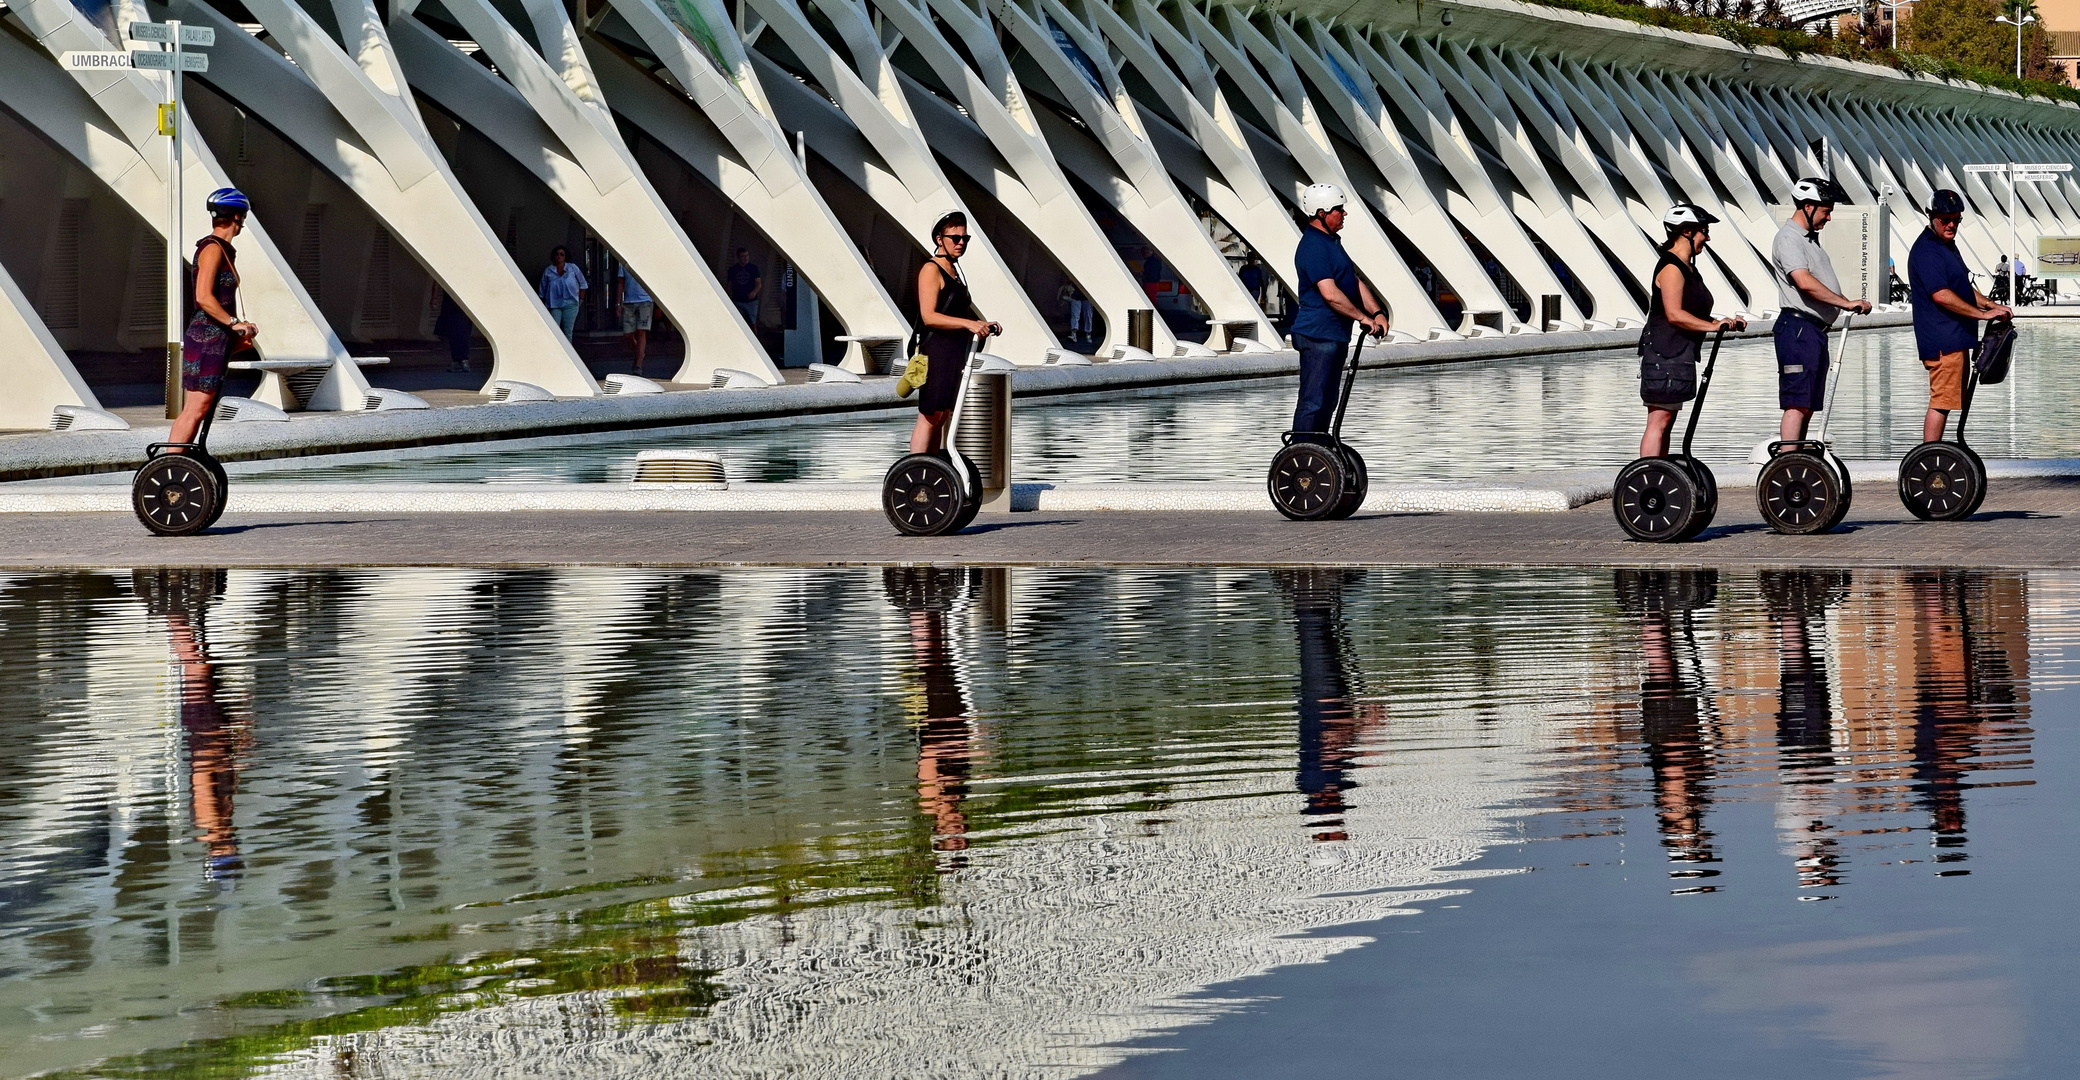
[1672, 458, 1718, 541]
[1757, 452, 1846, 534]
[1822, 452, 1853, 532]
[1959, 445, 1988, 518]
[948, 452, 985, 532]
[883, 453, 970, 535]
[1268, 442, 1346, 521]
[1612, 457, 1703, 542]
[133, 454, 221, 536]
[200, 454, 230, 529]
[1325, 445, 1368, 520]
[1898, 441, 1982, 521]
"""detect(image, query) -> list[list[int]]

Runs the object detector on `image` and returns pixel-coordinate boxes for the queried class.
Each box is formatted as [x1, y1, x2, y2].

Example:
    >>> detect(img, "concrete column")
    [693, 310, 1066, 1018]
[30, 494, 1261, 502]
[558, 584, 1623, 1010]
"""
[170, 0, 599, 396]
[388, 6, 777, 384]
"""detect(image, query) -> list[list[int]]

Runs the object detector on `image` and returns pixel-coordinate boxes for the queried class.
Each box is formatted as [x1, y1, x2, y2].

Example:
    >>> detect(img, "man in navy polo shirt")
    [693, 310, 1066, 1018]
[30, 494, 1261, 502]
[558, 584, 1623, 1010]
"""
[1290, 183, 1388, 436]
[1909, 190, 2009, 441]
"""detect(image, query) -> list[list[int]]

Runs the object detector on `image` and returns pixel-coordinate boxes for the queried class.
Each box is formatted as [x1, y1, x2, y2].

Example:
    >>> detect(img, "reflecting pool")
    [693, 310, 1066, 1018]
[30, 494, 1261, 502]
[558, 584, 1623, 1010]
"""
[230, 323, 2080, 485]
[2, 567, 2076, 1078]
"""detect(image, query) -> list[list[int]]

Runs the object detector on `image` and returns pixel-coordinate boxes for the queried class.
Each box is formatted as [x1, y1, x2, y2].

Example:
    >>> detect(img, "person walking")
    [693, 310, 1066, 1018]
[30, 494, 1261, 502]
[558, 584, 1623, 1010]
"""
[537, 246, 586, 339]
[1638, 205, 1744, 457]
[433, 288, 473, 373]
[616, 262, 654, 376]
[169, 188, 259, 448]
[1909, 190, 2010, 442]
[910, 211, 1000, 454]
[727, 248, 763, 326]
[1289, 184, 1387, 438]
[1770, 178, 1871, 445]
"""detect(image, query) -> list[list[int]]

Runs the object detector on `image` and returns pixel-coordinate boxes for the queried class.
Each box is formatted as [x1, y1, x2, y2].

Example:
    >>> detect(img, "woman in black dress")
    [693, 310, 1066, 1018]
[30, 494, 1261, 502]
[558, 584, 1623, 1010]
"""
[1638, 204, 1743, 457]
[911, 212, 1001, 453]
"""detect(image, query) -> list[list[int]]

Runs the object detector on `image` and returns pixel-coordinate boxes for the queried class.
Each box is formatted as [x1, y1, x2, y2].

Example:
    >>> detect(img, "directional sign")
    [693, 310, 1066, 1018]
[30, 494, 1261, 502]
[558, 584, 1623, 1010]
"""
[61, 50, 134, 70]
[1965, 163, 2010, 173]
[129, 22, 215, 46]
[128, 51, 210, 72]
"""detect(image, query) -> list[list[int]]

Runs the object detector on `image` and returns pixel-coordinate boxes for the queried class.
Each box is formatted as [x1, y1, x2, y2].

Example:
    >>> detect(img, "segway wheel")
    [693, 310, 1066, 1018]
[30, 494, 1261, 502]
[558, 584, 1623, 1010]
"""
[133, 454, 222, 536]
[1613, 458, 1703, 542]
[199, 454, 230, 530]
[1671, 457, 1718, 541]
[1325, 445, 1368, 520]
[1757, 452, 1845, 534]
[1822, 452, 1854, 532]
[1268, 443, 1346, 521]
[884, 453, 970, 536]
[947, 452, 985, 533]
[1898, 442, 1982, 521]
[1959, 445, 1988, 518]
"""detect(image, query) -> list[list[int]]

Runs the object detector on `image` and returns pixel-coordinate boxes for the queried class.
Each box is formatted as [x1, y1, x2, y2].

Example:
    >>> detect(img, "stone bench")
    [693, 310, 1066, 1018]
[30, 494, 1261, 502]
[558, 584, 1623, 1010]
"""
[229, 356, 389, 411]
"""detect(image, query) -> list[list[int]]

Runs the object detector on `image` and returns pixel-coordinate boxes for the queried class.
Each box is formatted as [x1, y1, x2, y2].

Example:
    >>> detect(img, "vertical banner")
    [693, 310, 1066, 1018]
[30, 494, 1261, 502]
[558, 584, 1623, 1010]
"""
[1817, 204, 1889, 303]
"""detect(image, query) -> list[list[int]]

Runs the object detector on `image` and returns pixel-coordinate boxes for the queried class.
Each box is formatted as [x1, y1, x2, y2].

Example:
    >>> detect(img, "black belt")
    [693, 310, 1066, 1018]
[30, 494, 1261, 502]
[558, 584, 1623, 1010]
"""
[1778, 308, 1829, 329]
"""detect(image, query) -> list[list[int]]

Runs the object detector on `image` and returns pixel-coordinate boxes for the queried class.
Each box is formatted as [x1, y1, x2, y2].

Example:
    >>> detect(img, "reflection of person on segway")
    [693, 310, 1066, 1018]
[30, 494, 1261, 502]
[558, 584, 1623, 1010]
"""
[134, 188, 258, 536]
[1613, 205, 1744, 542]
[1902, 190, 2011, 520]
[883, 211, 1001, 536]
[1267, 184, 1387, 521]
[1754, 179, 1869, 535]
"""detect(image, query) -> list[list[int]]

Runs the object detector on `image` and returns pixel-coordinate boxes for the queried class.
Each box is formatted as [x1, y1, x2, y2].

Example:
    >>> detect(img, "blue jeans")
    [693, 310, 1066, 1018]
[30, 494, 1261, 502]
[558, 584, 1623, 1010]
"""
[550, 302, 579, 339]
[1292, 332, 1347, 433]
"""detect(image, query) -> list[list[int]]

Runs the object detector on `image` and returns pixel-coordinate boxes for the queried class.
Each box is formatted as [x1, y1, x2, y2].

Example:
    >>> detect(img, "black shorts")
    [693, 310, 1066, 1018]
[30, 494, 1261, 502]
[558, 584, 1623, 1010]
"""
[1640, 354, 1697, 406]
[1774, 315, 1830, 410]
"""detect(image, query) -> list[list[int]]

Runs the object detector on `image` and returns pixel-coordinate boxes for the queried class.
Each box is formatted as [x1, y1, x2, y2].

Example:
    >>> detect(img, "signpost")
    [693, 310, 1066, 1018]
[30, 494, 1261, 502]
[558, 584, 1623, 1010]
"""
[1965, 162, 2074, 303]
[85, 22, 217, 417]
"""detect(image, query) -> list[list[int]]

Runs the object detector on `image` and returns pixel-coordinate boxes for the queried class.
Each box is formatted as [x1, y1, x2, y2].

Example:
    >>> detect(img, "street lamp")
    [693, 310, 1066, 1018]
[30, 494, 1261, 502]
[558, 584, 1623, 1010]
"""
[1995, 6, 2037, 79]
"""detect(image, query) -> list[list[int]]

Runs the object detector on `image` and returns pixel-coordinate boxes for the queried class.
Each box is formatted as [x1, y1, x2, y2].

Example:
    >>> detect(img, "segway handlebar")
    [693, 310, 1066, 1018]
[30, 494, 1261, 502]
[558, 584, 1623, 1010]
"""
[1327, 322, 1378, 441]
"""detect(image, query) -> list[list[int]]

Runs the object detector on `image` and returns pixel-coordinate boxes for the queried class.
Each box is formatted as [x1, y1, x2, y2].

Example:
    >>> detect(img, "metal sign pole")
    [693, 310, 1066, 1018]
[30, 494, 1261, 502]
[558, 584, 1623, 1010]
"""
[163, 22, 185, 419]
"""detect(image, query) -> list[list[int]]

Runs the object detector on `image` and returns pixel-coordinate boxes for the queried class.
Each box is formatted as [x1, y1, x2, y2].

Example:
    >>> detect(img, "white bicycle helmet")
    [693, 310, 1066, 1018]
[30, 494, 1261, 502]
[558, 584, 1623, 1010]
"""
[1790, 177, 1847, 206]
[1662, 203, 1720, 228]
[1300, 182, 1347, 219]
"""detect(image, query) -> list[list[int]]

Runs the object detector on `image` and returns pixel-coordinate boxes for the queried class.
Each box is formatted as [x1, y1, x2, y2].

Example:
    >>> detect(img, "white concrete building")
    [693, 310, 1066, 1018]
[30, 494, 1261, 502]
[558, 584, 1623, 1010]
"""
[2, 0, 2076, 426]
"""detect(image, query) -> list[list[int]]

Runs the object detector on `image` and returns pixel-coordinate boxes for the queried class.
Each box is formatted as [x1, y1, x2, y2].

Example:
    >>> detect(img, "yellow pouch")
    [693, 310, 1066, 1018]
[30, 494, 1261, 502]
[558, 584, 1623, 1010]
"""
[894, 352, 929, 398]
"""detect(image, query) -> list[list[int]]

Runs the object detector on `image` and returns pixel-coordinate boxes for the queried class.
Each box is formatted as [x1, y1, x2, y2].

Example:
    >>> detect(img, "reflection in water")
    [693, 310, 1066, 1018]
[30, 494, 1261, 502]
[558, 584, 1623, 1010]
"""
[0, 568, 2067, 1078]
[1277, 570, 1383, 844]
[1617, 570, 1721, 874]
[136, 569, 247, 884]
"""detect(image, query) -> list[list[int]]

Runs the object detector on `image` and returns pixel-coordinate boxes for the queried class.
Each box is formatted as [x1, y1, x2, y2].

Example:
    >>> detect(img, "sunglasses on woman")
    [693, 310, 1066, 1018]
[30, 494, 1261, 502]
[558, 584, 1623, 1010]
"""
[938, 233, 971, 245]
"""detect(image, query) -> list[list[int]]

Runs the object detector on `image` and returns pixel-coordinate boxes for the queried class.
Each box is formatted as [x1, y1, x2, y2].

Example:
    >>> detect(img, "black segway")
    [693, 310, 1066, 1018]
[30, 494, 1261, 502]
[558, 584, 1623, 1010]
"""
[1613, 328, 1726, 542]
[1899, 317, 2011, 521]
[1268, 325, 1370, 521]
[133, 401, 228, 536]
[1756, 316, 1856, 534]
[883, 334, 989, 536]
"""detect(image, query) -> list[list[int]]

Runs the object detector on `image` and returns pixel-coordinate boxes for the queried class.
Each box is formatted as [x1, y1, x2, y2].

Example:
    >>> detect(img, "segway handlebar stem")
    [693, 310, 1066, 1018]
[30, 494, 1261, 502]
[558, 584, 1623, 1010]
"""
[1813, 314, 1852, 446]
[1678, 328, 1729, 460]
[1327, 324, 1371, 442]
[938, 333, 992, 488]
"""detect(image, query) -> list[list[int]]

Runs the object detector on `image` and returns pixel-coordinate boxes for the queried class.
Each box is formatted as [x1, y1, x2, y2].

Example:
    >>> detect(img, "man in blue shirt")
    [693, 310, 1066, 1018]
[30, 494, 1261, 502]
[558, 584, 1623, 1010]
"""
[1290, 183, 1388, 434]
[1908, 190, 2008, 442]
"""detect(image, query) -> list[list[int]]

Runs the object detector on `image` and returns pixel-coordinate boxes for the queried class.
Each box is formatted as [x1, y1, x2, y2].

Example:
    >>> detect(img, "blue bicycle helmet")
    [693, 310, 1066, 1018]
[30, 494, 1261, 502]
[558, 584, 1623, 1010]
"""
[1927, 189, 1966, 216]
[205, 187, 251, 216]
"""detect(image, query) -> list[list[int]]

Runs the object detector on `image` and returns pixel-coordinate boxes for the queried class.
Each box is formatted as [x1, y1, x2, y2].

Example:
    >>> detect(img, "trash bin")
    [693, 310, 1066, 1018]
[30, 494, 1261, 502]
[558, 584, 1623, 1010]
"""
[1541, 294, 1562, 332]
[954, 357, 1014, 512]
[1127, 309, 1155, 353]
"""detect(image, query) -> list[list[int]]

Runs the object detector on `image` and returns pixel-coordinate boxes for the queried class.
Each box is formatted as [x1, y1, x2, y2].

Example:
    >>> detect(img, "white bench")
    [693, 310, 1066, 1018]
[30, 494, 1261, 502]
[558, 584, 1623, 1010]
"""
[229, 356, 389, 411]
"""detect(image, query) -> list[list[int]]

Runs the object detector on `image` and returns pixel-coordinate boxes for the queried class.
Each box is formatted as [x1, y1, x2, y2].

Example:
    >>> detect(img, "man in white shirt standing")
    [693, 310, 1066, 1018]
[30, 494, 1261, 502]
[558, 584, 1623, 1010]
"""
[1770, 178, 1872, 444]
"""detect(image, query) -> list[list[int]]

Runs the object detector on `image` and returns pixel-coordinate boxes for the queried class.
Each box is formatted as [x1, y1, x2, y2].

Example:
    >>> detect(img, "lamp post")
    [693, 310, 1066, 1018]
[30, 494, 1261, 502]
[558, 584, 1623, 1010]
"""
[1995, 6, 2037, 79]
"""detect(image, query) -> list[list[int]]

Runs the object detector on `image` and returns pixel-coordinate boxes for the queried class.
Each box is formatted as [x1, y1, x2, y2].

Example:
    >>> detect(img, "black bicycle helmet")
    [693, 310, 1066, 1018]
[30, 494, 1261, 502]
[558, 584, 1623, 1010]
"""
[1927, 189, 1966, 216]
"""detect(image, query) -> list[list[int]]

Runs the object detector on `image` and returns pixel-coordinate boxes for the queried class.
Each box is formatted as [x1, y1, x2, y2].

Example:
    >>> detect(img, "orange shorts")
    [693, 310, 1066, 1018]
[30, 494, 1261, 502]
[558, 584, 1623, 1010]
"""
[1924, 350, 1966, 412]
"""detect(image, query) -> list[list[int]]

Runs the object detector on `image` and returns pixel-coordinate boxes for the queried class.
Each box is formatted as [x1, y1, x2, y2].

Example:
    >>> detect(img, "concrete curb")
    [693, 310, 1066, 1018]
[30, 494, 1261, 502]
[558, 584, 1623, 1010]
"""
[0, 315, 1910, 482]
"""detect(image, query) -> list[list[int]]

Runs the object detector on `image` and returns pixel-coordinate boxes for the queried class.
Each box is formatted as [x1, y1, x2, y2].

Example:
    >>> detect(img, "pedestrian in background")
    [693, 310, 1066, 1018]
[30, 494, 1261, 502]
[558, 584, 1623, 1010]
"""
[1909, 190, 2009, 442]
[171, 187, 259, 448]
[434, 289, 473, 373]
[537, 246, 586, 339]
[617, 263, 654, 376]
[728, 248, 763, 326]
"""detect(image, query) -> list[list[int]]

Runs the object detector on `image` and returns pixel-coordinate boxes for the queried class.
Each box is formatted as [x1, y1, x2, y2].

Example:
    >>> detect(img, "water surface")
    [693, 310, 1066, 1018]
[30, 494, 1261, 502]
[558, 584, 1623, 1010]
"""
[1, 567, 2074, 1078]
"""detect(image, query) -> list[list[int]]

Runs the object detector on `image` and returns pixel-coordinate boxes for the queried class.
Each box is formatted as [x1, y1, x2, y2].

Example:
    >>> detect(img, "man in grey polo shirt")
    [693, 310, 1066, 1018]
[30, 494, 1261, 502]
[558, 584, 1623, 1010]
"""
[1771, 178, 1872, 444]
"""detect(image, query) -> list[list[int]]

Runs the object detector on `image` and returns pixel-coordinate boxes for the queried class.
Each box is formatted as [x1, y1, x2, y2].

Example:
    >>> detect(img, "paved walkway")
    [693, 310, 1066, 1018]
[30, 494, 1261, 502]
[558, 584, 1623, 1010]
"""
[4, 478, 2074, 570]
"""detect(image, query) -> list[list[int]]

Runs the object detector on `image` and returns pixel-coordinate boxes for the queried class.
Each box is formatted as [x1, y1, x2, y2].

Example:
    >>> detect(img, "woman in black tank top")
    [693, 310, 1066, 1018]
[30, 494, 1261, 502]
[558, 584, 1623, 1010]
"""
[911, 211, 1002, 453]
[1639, 206, 1745, 457]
